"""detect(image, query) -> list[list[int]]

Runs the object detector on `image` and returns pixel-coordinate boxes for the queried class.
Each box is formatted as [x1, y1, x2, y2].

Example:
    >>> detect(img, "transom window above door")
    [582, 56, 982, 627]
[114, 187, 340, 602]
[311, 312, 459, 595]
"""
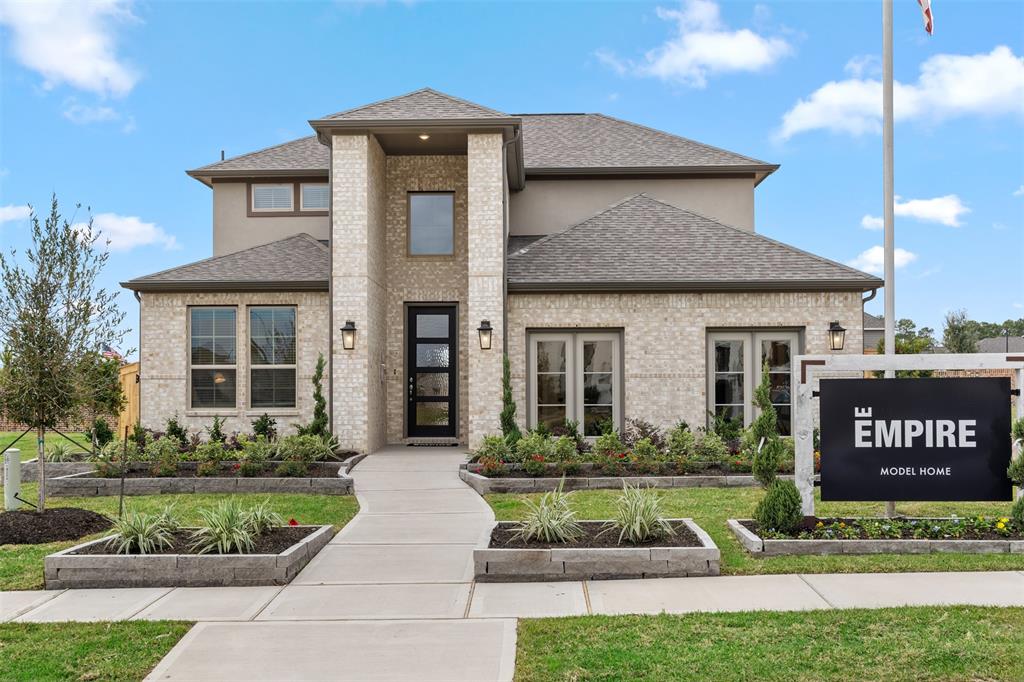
[408, 192, 454, 256]
[707, 330, 800, 435]
[529, 331, 622, 437]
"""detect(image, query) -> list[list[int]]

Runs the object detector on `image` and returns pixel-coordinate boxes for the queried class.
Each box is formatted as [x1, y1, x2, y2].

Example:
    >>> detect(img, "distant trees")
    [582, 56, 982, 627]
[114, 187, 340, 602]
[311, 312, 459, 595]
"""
[942, 309, 978, 353]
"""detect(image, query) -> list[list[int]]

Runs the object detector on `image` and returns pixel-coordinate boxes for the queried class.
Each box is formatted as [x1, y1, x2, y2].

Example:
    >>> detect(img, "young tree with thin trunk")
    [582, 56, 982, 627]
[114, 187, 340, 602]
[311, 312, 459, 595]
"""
[0, 196, 127, 511]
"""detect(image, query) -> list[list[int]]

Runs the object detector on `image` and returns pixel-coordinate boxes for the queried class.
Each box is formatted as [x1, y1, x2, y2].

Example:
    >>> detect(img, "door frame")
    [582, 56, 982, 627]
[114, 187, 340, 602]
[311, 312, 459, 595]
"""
[404, 303, 459, 439]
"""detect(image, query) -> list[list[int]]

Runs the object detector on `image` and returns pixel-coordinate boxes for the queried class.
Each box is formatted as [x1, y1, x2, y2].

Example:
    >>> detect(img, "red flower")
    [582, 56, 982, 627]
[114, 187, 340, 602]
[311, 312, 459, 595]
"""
[531, 454, 544, 462]
[288, 518, 298, 526]
[232, 462, 241, 471]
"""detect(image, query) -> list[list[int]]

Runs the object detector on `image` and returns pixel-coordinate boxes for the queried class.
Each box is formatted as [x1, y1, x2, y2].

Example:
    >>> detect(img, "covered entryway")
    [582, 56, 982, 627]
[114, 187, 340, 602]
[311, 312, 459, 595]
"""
[406, 305, 458, 439]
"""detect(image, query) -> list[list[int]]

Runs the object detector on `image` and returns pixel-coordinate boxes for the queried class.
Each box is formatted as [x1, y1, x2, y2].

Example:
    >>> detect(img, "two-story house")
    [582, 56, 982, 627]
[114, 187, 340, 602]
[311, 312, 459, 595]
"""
[122, 88, 880, 453]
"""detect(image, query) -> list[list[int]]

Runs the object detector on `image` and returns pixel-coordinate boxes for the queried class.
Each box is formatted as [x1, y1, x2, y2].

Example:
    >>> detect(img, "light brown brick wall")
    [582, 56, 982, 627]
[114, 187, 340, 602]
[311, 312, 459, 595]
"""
[383, 155, 470, 444]
[506, 291, 864, 433]
[138, 291, 329, 436]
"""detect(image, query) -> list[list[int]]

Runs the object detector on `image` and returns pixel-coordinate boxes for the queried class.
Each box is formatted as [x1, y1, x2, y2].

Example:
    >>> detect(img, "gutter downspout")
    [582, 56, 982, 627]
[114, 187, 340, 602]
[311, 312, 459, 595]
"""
[133, 290, 142, 435]
[501, 128, 521, 356]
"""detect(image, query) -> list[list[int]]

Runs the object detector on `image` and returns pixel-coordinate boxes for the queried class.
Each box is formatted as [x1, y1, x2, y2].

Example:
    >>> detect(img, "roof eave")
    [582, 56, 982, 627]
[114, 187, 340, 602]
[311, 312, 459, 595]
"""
[506, 279, 881, 293]
[185, 168, 330, 187]
[524, 164, 779, 179]
[121, 280, 329, 293]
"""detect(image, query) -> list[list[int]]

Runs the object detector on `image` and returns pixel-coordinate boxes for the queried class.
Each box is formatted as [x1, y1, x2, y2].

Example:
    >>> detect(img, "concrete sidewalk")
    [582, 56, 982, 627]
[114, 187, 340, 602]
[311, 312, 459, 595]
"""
[4, 446, 1024, 681]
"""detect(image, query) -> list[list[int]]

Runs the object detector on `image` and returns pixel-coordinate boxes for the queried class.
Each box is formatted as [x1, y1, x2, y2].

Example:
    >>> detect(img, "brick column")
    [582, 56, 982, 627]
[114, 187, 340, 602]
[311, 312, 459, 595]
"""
[331, 133, 387, 453]
[466, 134, 505, 449]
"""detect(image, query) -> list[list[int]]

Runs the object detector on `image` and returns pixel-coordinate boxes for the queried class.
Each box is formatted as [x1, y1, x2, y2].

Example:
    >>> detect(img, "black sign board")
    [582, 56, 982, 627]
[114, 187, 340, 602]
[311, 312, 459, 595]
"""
[820, 377, 1012, 501]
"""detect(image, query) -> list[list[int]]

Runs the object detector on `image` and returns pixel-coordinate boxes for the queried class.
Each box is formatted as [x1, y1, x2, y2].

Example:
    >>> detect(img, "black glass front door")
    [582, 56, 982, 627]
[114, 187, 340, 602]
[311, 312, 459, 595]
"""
[406, 306, 457, 438]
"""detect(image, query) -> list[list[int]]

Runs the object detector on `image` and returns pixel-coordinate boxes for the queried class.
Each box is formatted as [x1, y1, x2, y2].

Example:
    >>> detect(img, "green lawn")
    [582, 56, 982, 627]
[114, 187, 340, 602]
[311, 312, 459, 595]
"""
[0, 431, 92, 461]
[0, 621, 192, 681]
[486, 487, 1024, 575]
[1, 483, 359, 590]
[514, 606, 1024, 682]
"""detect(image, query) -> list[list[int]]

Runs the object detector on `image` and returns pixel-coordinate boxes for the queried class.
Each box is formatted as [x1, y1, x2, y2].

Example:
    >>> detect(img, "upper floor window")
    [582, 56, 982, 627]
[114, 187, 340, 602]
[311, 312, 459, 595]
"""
[190, 307, 237, 409]
[301, 183, 329, 211]
[249, 307, 297, 409]
[252, 184, 293, 212]
[408, 192, 454, 256]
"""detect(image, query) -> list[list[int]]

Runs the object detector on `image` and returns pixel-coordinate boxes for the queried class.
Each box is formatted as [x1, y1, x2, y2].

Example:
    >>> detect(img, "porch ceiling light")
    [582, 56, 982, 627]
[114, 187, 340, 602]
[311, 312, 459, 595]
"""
[341, 320, 357, 351]
[477, 320, 493, 350]
[418, 134, 430, 141]
[828, 321, 846, 352]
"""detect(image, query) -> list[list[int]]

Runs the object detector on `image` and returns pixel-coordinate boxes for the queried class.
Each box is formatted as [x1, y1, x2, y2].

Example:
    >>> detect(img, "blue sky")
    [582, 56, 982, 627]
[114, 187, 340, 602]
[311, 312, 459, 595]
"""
[1, 0, 1022, 356]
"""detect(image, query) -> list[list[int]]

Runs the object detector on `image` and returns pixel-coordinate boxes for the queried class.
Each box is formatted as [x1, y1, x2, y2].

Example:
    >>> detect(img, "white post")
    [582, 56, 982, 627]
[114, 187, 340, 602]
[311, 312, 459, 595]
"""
[1017, 367, 1023, 501]
[4, 449, 21, 511]
[795, 377, 816, 516]
[882, 0, 897, 518]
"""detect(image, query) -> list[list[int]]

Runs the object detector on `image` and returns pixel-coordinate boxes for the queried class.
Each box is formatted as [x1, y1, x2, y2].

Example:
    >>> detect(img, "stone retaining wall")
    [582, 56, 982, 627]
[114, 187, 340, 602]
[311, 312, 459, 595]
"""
[475, 518, 720, 582]
[44, 525, 335, 589]
[1, 460, 94, 484]
[49, 468, 354, 497]
[460, 467, 809, 495]
[728, 519, 1024, 555]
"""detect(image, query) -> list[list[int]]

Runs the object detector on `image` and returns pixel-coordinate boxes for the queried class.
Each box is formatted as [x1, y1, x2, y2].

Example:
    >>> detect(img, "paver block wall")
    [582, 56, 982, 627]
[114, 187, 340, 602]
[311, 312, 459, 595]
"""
[138, 291, 329, 436]
[383, 155, 469, 444]
[506, 291, 863, 433]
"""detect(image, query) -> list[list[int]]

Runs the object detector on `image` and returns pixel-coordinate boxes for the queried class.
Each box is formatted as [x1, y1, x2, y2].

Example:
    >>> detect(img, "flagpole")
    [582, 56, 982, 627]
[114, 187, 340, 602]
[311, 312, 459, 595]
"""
[883, 0, 897, 518]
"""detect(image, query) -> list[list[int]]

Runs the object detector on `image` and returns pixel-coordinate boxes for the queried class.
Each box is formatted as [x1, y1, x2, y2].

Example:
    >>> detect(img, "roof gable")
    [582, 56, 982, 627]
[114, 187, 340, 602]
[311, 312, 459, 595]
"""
[122, 233, 329, 291]
[507, 194, 880, 291]
[320, 88, 509, 121]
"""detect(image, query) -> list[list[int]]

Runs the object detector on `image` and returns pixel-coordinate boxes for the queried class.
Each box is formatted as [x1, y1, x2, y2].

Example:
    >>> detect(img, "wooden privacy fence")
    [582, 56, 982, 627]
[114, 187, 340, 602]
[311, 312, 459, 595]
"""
[118, 361, 140, 436]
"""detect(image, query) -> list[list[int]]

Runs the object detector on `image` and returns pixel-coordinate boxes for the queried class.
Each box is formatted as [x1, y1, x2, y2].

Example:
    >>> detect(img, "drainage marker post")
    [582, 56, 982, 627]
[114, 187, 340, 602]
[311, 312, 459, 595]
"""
[4, 449, 21, 511]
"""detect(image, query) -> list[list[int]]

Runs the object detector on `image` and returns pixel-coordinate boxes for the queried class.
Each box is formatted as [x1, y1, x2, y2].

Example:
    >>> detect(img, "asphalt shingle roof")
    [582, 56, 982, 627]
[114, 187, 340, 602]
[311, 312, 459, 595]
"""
[518, 114, 771, 170]
[192, 135, 328, 174]
[863, 312, 885, 329]
[122, 233, 329, 291]
[978, 336, 1024, 353]
[320, 88, 509, 121]
[506, 194, 881, 291]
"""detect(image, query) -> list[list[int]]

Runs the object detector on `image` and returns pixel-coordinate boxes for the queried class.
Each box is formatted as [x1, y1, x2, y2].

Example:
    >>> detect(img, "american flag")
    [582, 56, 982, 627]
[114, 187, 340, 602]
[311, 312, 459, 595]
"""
[918, 0, 934, 35]
[101, 343, 122, 360]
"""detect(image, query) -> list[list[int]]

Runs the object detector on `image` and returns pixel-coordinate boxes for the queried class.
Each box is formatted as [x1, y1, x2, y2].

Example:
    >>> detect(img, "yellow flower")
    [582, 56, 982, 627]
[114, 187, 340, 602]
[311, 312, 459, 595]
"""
[1000, 517, 1009, 524]
[997, 521, 1006, 530]
[816, 521, 824, 528]
[839, 522, 846, 529]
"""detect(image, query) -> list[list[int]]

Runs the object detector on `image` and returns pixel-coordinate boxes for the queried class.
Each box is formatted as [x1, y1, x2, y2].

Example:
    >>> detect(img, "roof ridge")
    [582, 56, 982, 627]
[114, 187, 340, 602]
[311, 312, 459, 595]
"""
[591, 113, 773, 168]
[191, 135, 319, 173]
[322, 87, 507, 120]
[128, 233, 318, 282]
[293, 231, 330, 253]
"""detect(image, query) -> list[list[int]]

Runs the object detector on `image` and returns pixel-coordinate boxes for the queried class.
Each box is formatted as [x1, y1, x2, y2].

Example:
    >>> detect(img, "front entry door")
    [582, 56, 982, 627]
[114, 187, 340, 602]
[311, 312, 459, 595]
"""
[406, 306, 457, 438]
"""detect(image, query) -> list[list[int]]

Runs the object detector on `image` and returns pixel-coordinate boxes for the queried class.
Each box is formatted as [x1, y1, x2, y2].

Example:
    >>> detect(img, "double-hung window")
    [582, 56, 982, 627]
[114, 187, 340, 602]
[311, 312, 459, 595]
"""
[251, 184, 293, 212]
[249, 307, 297, 409]
[707, 330, 799, 435]
[529, 331, 621, 437]
[190, 307, 237, 408]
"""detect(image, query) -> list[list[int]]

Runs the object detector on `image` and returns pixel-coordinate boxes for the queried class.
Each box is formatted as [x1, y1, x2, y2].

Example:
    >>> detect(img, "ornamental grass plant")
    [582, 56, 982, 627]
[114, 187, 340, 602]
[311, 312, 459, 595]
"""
[189, 500, 256, 554]
[603, 481, 675, 544]
[512, 479, 583, 544]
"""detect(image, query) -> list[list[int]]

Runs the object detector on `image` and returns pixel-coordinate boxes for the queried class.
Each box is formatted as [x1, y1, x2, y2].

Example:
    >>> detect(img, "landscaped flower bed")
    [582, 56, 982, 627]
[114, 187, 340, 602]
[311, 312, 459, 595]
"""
[44, 501, 335, 588]
[475, 482, 720, 581]
[729, 516, 1024, 555]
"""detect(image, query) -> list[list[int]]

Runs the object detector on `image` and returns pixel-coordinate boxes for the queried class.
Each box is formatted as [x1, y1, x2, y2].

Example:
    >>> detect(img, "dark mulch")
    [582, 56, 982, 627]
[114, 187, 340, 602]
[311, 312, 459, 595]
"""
[71, 525, 317, 555]
[471, 462, 802, 478]
[489, 520, 702, 549]
[741, 518, 1024, 541]
[100, 462, 341, 479]
[0, 507, 112, 545]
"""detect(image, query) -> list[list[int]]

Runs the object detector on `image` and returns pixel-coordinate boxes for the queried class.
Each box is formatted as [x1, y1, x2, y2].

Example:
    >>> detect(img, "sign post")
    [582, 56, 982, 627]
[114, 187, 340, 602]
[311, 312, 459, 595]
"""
[793, 353, 1024, 516]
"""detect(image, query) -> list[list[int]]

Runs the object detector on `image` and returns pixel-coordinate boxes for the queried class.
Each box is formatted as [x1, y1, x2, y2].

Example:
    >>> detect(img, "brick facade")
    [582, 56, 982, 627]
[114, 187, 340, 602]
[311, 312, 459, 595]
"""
[138, 290, 329, 436]
[506, 291, 864, 433]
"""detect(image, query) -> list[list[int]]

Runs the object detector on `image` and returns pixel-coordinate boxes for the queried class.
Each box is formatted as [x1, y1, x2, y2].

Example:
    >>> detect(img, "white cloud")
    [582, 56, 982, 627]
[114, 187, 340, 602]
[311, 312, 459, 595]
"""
[861, 194, 970, 230]
[1014, 185, 1024, 197]
[0, 0, 140, 97]
[62, 100, 119, 124]
[0, 204, 31, 224]
[73, 213, 178, 252]
[847, 246, 917, 275]
[844, 54, 881, 79]
[595, 0, 792, 88]
[778, 46, 1024, 140]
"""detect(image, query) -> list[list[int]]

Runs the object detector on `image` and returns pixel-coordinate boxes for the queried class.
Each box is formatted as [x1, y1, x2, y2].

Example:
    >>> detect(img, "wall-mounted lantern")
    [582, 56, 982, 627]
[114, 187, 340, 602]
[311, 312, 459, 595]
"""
[341, 320, 357, 351]
[828, 321, 846, 352]
[477, 320, 493, 350]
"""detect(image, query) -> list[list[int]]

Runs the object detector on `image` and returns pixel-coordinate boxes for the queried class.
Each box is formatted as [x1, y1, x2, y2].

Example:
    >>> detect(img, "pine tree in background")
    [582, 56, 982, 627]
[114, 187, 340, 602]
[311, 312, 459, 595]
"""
[500, 354, 521, 445]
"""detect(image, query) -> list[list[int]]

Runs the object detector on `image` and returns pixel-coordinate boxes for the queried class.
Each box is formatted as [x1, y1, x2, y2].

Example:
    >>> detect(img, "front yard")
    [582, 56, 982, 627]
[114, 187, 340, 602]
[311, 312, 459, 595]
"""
[0, 483, 359, 590]
[0, 431, 91, 462]
[514, 606, 1024, 682]
[486, 487, 1024, 574]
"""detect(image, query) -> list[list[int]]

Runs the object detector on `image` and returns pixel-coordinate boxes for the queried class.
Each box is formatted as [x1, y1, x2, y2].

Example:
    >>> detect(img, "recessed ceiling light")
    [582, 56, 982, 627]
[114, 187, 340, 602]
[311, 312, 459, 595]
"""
[418, 134, 430, 141]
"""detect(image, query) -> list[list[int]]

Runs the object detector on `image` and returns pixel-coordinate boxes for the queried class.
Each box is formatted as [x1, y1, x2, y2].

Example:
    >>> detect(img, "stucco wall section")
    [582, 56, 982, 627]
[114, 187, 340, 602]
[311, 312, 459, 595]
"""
[467, 134, 506, 448]
[330, 133, 387, 454]
[212, 182, 330, 256]
[510, 176, 755, 235]
[138, 291, 329, 436]
[383, 155, 469, 444]
[506, 291, 863, 433]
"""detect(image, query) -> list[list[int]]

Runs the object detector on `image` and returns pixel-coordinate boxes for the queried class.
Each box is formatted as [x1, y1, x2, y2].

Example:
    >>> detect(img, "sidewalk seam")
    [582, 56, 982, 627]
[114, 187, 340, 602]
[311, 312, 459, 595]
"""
[797, 574, 836, 608]
[464, 581, 477, 618]
[582, 580, 593, 615]
[249, 585, 286, 621]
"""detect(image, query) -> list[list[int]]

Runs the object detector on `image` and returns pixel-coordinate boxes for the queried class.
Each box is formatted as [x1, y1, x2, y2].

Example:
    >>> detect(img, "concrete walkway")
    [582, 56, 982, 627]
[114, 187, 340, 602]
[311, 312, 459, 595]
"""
[4, 446, 1024, 680]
